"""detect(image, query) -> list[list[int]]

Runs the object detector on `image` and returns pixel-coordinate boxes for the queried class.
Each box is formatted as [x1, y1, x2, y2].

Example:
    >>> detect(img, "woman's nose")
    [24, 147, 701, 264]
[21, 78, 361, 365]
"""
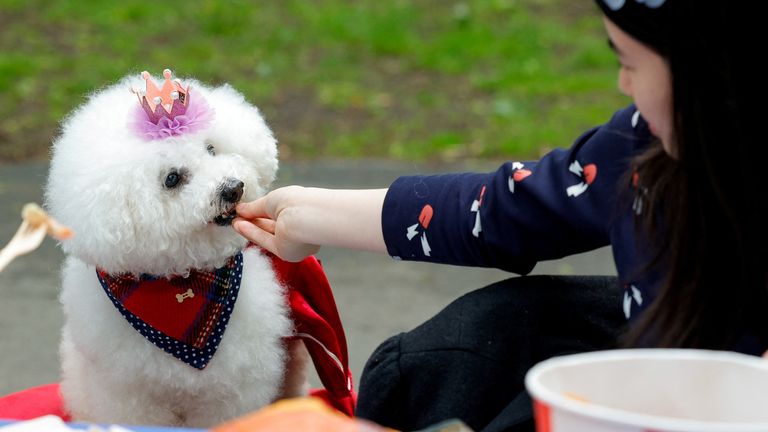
[618, 68, 632, 97]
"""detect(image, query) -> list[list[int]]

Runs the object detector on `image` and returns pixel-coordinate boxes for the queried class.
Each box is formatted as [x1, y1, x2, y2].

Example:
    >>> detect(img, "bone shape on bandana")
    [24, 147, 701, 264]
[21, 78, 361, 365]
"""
[176, 288, 195, 303]
[96, 253, 243, 370]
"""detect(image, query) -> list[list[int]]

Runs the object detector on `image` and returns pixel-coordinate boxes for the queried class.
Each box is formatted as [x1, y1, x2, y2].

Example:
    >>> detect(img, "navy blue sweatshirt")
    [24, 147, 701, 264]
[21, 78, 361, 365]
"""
[381, 104, 763, 355]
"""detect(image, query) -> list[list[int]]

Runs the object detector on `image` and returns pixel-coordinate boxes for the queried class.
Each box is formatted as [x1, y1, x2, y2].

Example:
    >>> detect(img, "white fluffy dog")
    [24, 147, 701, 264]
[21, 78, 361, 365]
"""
[44, 71, 310, 427]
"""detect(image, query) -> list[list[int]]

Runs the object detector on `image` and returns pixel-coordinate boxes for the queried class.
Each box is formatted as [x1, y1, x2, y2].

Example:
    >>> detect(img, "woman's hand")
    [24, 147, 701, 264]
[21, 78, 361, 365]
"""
[233, 186, 388, 262]
[234, 186, 320, 262]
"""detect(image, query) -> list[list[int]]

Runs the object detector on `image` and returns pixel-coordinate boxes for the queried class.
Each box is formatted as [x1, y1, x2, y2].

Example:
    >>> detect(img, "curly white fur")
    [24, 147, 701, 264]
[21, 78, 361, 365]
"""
[45, 74, 307, 427]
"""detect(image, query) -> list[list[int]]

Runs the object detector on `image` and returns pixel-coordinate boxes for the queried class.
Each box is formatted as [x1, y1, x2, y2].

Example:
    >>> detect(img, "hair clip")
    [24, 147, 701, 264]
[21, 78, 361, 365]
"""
[130, 69, 215, 141]
[602, 0, 666, 11]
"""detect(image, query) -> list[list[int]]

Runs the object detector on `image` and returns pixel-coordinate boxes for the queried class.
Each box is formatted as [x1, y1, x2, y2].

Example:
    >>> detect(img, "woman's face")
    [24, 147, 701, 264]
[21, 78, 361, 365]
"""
[603, 17, 675, 157]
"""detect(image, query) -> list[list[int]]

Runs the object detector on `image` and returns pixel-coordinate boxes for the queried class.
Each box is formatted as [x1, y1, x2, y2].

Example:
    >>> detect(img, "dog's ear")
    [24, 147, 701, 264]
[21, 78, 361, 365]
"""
[253, 142, 279, 192]
[201, 83, 279, 193]
[45, 160, 146, 270]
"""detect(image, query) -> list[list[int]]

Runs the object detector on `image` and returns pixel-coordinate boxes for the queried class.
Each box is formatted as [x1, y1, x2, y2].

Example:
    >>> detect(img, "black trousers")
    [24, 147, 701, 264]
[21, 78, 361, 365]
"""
[356, 275, 625, 432]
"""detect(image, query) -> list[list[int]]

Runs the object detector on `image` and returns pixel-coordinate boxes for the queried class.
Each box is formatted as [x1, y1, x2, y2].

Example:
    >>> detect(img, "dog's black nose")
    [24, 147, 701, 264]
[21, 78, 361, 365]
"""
[221, 178, 245, 203]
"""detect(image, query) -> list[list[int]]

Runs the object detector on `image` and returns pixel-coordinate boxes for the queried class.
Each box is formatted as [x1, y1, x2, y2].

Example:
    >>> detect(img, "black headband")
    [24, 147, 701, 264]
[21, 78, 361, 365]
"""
[595, 0, 673, 55]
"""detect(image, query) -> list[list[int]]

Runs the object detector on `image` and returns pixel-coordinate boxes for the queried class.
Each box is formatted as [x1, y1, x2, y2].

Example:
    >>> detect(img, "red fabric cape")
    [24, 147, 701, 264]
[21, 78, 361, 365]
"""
[267, 250, 356, 416]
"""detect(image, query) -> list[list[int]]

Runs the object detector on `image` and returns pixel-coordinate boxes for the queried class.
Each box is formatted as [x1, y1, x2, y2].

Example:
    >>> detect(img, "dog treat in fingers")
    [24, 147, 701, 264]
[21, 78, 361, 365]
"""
[22, 203, 74, 240]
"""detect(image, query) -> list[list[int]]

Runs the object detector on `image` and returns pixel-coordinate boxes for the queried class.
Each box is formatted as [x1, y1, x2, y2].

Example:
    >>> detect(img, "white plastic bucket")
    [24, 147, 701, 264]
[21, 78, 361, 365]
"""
[525, 349, 768, 432]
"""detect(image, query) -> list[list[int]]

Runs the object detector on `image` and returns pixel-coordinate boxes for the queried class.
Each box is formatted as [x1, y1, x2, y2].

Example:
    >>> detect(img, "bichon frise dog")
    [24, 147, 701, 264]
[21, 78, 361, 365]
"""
[44, 70, 351, 427]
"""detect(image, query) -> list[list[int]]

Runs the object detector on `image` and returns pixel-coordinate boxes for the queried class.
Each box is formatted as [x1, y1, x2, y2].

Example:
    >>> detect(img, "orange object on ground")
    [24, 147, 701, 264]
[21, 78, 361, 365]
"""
[213, 398, 395, 432]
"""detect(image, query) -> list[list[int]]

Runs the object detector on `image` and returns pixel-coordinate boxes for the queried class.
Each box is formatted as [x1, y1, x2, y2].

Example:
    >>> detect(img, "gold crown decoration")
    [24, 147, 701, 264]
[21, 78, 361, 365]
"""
[131, 69, 190, 124]
[130, 68, 214, 141]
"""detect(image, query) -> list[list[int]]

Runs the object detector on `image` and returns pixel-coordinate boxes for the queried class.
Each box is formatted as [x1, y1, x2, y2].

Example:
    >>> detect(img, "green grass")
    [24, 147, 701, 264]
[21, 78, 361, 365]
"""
[0, 0, 629, 162]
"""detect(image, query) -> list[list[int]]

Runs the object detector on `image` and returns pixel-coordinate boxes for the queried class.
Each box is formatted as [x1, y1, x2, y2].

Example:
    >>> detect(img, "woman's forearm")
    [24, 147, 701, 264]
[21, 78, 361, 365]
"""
[234, 186, 389, 261]
[278, 187, 388, 253]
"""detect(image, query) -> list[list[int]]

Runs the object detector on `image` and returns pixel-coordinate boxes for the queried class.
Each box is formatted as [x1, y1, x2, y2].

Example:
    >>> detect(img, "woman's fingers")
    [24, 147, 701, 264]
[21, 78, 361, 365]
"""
[232, 187, 319, 262]
[233, 219, 278, 255]
[236, 197, 269, 219]
[253, 217, 276, 235]
[233, 218, 318, 262]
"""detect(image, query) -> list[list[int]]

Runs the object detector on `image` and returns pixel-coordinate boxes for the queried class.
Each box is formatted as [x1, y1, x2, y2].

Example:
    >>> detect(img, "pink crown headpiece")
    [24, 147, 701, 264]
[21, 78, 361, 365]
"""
[130, 68, 214, 141]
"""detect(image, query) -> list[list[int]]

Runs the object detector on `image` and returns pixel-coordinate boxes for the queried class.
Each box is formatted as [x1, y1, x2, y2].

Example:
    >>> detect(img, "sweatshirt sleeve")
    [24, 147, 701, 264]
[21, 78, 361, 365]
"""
[380, 104, 654, 274]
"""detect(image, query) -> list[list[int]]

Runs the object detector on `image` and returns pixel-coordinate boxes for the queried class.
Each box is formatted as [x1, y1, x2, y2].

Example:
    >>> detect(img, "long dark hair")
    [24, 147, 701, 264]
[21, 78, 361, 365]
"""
[601, 1, 767, 349]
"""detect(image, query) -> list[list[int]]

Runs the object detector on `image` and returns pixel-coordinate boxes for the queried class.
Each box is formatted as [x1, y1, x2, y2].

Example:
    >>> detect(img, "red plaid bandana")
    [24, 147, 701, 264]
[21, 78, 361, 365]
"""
[97, 250, 355, 415]
[96, 253, 243, 370]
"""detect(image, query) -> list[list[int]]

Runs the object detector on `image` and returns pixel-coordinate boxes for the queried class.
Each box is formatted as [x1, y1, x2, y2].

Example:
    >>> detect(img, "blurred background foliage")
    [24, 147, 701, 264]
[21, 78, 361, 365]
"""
[0, 0, 629, 162]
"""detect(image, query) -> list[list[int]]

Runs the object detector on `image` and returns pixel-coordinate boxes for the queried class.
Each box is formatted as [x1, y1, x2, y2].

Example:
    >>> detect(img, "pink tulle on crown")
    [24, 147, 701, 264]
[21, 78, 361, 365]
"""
[130, 69, 215, 141]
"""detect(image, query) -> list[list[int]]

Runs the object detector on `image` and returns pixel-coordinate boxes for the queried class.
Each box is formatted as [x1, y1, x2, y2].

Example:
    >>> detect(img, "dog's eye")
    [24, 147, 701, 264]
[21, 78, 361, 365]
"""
[164, 171, 182, 189]
[206, 143, 216, 156]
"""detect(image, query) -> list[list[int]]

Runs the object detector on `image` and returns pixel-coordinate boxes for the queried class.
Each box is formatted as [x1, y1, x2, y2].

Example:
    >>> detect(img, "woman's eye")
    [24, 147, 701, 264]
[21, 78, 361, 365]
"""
[206, 143, 216, 156]
[164, 171, 181, 189]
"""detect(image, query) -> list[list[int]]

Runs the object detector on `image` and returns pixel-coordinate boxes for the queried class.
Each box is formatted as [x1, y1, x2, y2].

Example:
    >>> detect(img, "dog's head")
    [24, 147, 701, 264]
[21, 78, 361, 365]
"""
[45, 71, 277, 275]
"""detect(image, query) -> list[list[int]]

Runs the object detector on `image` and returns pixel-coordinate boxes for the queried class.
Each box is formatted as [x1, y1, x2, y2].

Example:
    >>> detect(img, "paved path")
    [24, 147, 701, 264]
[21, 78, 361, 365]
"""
[0, 160, 615, 396]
